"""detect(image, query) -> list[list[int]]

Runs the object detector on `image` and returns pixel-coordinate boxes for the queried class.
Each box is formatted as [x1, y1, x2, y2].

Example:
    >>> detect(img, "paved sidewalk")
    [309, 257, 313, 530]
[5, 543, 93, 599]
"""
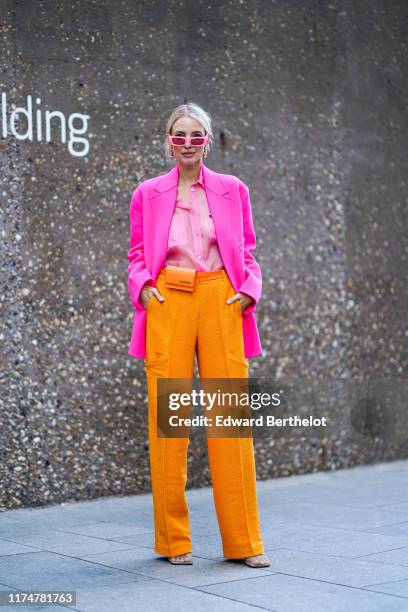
[1, 460, 408, 611]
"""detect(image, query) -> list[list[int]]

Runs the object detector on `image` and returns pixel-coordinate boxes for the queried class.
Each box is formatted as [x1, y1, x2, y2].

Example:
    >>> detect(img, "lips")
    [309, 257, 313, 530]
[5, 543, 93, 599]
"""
[182, 152, 194, 156]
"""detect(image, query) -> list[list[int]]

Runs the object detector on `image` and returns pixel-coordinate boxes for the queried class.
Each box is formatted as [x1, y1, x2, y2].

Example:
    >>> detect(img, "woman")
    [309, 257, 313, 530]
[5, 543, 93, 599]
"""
[127, 103, 270, 568]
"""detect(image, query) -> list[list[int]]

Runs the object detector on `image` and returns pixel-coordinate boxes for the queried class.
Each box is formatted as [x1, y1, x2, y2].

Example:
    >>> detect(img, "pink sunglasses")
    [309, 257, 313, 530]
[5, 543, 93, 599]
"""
[168, 134, 209, 147]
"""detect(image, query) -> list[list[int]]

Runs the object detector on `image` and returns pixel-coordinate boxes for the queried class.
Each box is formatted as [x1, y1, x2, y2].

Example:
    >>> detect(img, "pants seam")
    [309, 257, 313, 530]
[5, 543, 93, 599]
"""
[237, 436, 258, 555]
[162, 436, 171, 555]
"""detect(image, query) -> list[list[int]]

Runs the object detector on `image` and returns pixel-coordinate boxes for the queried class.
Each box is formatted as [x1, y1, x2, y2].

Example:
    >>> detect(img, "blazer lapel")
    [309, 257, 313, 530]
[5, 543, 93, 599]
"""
[149, 163, 233, 276]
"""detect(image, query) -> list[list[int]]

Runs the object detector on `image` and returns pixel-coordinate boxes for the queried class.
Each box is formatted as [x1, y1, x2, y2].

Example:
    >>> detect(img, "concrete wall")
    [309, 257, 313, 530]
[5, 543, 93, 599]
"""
[1, 0, 407, 509]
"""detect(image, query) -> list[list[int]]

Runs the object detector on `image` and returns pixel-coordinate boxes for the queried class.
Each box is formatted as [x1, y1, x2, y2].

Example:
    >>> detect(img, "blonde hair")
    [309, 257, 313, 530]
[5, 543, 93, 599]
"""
[163, 102, 214, 162]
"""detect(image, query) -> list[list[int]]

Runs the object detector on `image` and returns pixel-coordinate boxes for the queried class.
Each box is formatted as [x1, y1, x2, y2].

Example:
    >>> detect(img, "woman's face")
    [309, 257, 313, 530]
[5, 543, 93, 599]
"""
[169, 116, 206, 166]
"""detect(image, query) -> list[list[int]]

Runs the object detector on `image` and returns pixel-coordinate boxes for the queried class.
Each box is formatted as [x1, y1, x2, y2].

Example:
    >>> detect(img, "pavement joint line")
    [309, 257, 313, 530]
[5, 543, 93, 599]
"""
[197, 572, 408, 602]
[352, 545, 408, 559]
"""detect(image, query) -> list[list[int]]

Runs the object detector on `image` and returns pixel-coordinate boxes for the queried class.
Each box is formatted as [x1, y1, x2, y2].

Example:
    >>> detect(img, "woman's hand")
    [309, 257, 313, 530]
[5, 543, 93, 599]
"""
[140, 284, 164, 309]
[226, 292, 254, 312]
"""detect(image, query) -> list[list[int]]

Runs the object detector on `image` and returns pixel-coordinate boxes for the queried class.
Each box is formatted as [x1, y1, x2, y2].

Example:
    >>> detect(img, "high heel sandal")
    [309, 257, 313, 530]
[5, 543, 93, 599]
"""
[243, 553, 270, 568]
[168, 553, 193, 565]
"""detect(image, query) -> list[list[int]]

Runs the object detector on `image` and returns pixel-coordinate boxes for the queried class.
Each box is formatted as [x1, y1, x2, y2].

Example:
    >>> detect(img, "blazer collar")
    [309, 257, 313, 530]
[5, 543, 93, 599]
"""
[152, 162, 229, 196]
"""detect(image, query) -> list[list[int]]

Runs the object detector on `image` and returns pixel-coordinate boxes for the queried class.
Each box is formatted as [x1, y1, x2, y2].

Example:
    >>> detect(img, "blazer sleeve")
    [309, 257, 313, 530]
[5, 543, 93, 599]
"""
[237, 181, 262, 316]
[127, 185, 154, 309]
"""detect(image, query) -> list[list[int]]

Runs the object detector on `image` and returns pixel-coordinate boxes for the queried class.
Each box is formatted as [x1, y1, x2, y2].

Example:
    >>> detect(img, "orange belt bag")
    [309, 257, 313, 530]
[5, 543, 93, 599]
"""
[164, 265, 197, 292]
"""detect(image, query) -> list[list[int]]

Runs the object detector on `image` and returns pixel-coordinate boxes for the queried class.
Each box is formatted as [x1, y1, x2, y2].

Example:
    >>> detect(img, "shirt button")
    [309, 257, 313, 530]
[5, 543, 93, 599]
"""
[190, 187, 195, 191]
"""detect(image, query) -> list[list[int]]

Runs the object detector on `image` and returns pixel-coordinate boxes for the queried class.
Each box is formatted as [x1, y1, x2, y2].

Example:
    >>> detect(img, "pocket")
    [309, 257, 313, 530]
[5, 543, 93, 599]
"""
[146, 293, 159, 311]
[145, 352, 167, 367]
[226, 351, 249, 378]
[232, 297, 243, 316]
[227, 351, 249, 367]
[144, 352, 168, 380]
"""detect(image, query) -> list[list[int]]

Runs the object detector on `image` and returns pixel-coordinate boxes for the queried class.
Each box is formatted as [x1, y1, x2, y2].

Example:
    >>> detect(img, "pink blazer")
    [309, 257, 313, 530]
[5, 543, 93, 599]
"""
[127, 162, 263, 359]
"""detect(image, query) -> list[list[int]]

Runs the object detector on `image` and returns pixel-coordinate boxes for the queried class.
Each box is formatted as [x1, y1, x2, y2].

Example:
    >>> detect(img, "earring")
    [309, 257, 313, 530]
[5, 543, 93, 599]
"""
[203, 146, 208, 159]
[169, 148, 174, 158]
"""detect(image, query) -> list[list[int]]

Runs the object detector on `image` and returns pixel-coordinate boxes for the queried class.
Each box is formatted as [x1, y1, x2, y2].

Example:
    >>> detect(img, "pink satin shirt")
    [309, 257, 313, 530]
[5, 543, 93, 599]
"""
[164, 163, 224, 271]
